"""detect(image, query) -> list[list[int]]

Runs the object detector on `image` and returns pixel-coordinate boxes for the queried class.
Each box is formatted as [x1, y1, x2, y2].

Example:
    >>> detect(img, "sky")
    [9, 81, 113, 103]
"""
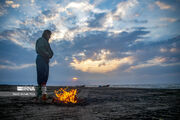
[0, 0, 180, 86]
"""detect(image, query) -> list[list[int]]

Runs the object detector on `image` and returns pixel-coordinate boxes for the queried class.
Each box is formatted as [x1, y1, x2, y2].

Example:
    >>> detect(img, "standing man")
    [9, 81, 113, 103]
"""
[35, 30, 53, 101]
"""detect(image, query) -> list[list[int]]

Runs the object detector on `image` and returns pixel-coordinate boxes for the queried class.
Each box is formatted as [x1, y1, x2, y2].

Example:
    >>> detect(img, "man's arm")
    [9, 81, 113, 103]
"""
[47, 43, 53, 59]
[36, 39, 50, 58]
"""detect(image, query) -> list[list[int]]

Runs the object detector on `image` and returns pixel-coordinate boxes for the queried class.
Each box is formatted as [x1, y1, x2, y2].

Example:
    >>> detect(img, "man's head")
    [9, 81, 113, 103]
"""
[42, 30, 51, 41]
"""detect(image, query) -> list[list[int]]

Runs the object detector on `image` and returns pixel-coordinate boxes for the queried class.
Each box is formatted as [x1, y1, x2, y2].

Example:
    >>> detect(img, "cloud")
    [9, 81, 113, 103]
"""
[67, 28, 150, 55]
[113, 0, 138, 19]
[0, 9, 7, 16]
[160, 17, 177, 22]
[93, 0, 104, 6]
[88, 13, 107, 28]
[11, 4, 20, 8]
[70, 49, 134, 73]
[5, 0, 20, 8]
[0, 29, 34, 49]
[17, 1, 105, 43]
[31, 0, 35, 4]
[50, 60, 58, 67]
[155, 1, 172, 10]
[66, 2, 94, 11]
[18, 0, 138, 44]
[0, 60, 35, 70]
[0, 4, 7, 16]
[52, 27, 150, 73]
[101, 0, 138, 28]
[0, 60, 16, 66]
[5, 0, 13, 5]
[148, 4, 155, 10]
[129, 35, 180, 64]
[49, 1, 109, 42]
[0, 59, 58, 70]
[126, 56, 180, 72]
[160, 48, 168, 53]
[170, 48, 178, 53]
[160, 47, 179, 53]
[133, 19, 148, 24]
[126, 57, 166, 71]
[0, 0, 140, 49]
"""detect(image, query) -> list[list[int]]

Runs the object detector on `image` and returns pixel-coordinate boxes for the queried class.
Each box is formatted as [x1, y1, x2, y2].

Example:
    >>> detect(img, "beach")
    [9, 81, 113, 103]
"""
[0, 86, 180, 120]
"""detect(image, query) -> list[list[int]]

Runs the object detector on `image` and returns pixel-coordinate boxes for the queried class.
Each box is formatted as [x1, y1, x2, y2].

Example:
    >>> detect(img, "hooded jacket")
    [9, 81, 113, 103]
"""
[35, 37, 53, 63]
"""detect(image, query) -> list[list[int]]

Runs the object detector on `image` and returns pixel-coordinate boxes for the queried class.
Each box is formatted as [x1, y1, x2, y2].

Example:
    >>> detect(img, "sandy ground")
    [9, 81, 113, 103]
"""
[0, 86, 180, 120]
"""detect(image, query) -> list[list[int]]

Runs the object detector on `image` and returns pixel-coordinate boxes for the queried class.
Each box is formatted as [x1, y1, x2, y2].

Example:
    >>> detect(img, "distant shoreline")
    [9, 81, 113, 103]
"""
[0, 84, 180, 90]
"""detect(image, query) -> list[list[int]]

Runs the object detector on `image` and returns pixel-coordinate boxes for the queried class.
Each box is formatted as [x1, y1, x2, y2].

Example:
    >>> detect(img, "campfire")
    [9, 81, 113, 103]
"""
[52, 87, 78, 104]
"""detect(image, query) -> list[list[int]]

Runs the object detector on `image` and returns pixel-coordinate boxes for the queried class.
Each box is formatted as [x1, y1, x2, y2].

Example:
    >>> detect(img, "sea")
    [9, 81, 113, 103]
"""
[86, 84, 180, 89]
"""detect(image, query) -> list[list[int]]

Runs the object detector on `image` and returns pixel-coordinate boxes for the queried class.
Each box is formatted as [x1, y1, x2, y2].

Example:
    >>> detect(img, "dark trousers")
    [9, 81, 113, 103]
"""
[36, 55, 49, 86]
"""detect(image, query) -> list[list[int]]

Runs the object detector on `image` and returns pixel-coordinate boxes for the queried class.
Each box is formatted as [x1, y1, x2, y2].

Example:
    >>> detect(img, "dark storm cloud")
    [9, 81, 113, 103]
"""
[54, 28, 150, 60]
[54, 27, 180, 75]
[122, 35, 180, 75]
[105, 30, 150, 52]
[131, 35, 180, 62]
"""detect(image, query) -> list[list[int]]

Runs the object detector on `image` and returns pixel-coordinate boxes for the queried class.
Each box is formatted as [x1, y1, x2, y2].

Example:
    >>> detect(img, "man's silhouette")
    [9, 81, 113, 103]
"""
[35, 30, 53, 100]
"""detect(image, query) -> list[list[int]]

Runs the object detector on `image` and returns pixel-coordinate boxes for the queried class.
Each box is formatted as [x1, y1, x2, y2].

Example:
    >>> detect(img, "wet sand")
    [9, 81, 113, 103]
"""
[0, 86, 180, 120]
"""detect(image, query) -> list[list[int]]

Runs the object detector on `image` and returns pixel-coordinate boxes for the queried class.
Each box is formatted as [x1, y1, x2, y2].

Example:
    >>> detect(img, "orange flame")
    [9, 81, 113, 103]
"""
[54, 88, 78, 104]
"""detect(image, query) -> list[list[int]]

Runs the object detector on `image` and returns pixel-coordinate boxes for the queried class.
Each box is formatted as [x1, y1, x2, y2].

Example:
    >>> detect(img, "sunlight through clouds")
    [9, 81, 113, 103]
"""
[1, 0, 140, 47]
[70, 49, 134, 73]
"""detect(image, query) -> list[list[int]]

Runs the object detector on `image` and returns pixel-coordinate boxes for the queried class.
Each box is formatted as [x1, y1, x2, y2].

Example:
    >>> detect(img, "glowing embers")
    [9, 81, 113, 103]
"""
[53, 88, 78, 104]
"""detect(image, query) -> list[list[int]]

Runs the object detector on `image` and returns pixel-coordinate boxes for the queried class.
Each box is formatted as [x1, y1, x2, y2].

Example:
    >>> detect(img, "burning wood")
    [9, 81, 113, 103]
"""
[52, 88, 78, 104]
